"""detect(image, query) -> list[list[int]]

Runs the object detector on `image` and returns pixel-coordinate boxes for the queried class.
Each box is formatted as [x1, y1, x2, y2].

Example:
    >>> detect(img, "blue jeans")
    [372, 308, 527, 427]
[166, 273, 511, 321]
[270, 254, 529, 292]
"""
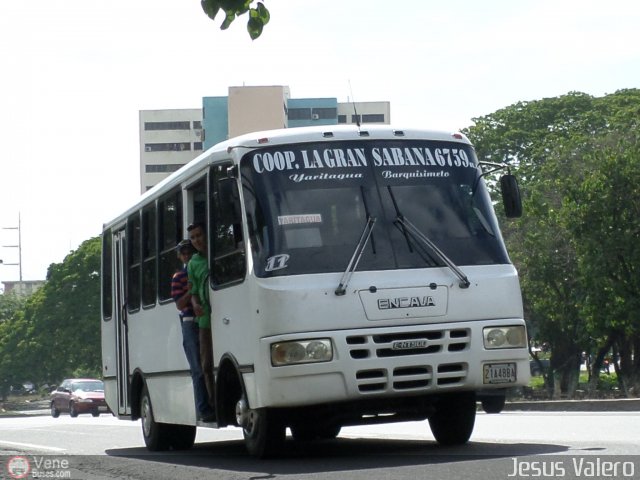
[181, 318, 212, 416]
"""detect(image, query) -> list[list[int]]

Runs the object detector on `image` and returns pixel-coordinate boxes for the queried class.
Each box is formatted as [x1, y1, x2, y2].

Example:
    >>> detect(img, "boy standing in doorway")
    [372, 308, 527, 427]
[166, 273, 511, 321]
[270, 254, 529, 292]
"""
[171, 240, 216, 422]
[187, 222, 215, 415]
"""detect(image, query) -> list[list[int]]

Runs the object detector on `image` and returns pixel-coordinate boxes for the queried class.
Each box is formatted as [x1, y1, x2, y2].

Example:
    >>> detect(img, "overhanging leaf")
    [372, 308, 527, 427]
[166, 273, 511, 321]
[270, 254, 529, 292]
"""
[221, 10, 237, 30]
[256, 2, 270, 25]
[247, 14, 264, 40]
[201, 0, 221, 21]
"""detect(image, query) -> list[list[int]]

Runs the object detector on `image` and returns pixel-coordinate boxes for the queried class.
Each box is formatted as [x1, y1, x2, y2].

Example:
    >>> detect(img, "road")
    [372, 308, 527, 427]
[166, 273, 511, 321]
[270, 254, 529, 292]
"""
[1, 411, 639, 479]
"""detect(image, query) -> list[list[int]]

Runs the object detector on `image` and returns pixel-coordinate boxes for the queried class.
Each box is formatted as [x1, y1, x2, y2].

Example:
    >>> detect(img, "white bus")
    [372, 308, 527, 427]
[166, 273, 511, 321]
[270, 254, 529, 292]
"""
[101, 125, 528, 457]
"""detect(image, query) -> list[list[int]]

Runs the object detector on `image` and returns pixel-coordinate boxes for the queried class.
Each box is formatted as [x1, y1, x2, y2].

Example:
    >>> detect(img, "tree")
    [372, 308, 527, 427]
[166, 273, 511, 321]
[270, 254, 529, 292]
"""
[20, 237, 102, 386]
[0, 293, 28, 401]
[201, 0, 270, 39]
[464, 89, 640, 397]
[562, 133, 640, 394]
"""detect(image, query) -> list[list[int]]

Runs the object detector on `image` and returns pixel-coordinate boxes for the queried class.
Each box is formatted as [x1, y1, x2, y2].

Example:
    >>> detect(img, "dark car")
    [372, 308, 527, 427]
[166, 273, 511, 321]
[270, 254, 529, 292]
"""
[50, 378, 111, 417]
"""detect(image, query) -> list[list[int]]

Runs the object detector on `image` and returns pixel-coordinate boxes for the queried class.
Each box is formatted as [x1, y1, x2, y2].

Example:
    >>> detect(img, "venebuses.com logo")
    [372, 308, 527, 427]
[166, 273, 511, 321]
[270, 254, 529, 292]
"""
[4, 455, 71, 479]
[6, 456, 30, 479]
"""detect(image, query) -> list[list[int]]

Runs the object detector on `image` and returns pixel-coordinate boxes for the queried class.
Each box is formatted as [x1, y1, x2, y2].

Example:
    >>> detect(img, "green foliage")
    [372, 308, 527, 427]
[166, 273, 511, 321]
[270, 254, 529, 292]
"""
[0, 294, 28, 400]
[0, 237, 102, 392]
[563, 135, 640, 334]
[201, 0, 270, 39]
[465, 89, 640, 396]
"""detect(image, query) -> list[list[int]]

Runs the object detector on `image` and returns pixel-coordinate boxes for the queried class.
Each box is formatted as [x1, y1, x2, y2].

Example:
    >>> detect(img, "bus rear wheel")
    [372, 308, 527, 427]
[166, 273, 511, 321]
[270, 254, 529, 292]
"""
[237, 399, 285, 458]
[167, 424, 196, 450]
[428, 392, 476, 446]
[140, 384, 173, 451]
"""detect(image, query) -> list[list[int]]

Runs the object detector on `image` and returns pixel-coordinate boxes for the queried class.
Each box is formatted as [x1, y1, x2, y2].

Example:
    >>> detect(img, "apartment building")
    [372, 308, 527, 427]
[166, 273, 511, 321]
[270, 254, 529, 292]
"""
[139, 109, 204, 193]
[139, 86, 390, 192]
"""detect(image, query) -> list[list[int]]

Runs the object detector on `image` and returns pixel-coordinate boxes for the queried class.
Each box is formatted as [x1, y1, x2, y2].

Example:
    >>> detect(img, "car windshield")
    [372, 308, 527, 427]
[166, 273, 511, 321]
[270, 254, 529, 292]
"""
[71, 381, 104, 392]
[241, 139, 509, 278]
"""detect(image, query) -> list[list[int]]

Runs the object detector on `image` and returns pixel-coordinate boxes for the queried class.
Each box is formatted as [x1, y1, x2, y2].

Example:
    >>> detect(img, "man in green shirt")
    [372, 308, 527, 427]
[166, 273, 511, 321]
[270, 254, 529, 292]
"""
[187, 222, 215, 414]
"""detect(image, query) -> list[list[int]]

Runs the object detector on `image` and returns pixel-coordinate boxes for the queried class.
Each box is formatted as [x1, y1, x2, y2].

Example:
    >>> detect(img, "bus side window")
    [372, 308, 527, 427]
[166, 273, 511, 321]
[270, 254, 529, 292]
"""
[127, 212, 141, 312]
[210, 164, 246, 287]
[158, 189, 183, 301]
[141, 205, 157, 307]
[102, 229, 113, 320]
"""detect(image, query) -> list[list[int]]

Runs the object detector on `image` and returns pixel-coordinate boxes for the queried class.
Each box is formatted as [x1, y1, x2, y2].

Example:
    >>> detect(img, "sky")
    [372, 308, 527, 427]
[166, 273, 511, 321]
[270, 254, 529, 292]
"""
[0, 0, 638, 286]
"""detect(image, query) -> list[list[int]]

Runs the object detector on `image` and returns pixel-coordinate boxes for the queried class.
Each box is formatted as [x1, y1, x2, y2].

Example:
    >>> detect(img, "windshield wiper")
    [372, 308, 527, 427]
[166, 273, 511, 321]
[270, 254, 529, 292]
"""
[387, 186, 470, 289]
[335, 215, 377, 296]
[395, 216, 470, 288]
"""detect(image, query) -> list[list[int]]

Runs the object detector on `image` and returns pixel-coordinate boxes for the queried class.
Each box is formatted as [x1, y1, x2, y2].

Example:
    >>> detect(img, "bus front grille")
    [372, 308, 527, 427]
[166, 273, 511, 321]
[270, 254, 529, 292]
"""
[345, 328, 471, 394]
[346, 328, 470, 360]
[354, 363, 468, 393]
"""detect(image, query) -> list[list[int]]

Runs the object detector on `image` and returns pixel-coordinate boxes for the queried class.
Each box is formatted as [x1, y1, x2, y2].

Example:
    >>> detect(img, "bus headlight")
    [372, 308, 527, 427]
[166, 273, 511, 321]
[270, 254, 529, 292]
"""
[271, 339, 333, 366]
[483, 326, 526, 349]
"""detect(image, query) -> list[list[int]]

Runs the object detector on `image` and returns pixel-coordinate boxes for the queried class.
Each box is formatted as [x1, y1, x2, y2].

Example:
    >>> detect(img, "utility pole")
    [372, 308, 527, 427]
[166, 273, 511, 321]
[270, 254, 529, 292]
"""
[2, 212, 22, 283]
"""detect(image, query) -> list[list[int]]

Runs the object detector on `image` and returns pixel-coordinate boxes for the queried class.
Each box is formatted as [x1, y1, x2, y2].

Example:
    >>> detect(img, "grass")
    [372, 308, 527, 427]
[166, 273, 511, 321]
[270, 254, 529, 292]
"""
[0, 393, 48, 414]
[527, 370, 621, 397]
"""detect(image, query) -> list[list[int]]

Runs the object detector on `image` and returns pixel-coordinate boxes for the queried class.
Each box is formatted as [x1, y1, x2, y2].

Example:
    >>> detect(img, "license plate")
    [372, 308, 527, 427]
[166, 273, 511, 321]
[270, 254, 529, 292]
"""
[483, 363, 517, 384]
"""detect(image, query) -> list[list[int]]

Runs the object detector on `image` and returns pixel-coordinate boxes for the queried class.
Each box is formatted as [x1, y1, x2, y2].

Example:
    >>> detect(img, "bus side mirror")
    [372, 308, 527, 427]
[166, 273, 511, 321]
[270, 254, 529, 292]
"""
[500, 174, 522, 218]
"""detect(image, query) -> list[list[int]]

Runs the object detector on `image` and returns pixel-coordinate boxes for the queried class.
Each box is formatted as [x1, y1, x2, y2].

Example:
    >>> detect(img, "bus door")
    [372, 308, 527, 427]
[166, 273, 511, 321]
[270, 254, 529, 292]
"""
[113, 228, 131, 416]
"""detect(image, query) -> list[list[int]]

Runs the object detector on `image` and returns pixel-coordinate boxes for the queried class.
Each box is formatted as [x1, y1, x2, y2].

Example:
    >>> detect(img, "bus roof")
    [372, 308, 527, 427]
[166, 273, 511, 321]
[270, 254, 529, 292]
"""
[103, 125, 471, 230]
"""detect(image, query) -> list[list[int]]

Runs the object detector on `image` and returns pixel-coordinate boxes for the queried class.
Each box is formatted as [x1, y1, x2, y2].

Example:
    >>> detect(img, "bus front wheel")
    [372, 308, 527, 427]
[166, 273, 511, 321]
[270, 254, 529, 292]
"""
[140, 384, 172, 451]
[428, 392, 476, 445]
[481, 394, 506, 414]
[237, 399, 285, 458]
[290, 423, 342, 441]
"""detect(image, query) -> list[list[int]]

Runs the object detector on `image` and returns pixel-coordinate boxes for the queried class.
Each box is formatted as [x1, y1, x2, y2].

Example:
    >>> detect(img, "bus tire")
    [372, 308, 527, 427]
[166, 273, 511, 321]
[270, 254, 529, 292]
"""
[291, 423, 341, 441]
[242, 407, 285, 458]
[428, 392, 476, 446]
[140, 384, 171, 451]
[168, 424, 197, 450]
[481, 394, 506, 414]
[317, 424, 341, 440]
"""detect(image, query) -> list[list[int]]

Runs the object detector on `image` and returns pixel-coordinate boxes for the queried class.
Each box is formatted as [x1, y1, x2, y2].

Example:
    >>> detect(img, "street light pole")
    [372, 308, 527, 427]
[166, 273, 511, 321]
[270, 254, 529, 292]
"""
[2, 212, 22, 282]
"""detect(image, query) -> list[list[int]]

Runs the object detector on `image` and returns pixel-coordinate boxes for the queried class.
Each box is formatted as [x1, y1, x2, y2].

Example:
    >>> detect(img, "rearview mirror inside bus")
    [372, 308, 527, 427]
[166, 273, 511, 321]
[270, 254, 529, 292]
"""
[500, 174, 523, 218]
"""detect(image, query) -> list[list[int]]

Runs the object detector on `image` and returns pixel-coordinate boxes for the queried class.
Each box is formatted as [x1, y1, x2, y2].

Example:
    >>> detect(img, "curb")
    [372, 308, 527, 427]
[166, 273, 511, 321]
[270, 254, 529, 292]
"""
[503, 398, 640, 412]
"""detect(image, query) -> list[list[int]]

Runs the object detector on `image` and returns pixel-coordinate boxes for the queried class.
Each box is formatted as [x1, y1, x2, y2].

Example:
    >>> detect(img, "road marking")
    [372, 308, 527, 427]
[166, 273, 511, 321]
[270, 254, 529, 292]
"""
[0, 440, 66, 452]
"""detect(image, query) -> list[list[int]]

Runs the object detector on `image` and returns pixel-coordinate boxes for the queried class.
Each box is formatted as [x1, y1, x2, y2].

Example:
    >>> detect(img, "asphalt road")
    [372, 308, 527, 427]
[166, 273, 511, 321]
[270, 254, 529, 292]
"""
[1, 409, 639, 480]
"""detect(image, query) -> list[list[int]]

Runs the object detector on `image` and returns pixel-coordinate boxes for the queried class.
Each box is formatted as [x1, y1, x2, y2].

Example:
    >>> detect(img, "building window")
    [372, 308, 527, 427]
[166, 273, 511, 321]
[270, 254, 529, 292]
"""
[338, 115, 347, 124]
[144, 143, 191, 152]
[194, 142, 203, 151]
[144, 121, 191, 130]
[193, 120, 202, 129]
[288, 108, 311, 120]
[312, 108, 337, 119]
[145, 164, 184, 173]
[351, 114, 361, 124]
[362, 114, 385, 123]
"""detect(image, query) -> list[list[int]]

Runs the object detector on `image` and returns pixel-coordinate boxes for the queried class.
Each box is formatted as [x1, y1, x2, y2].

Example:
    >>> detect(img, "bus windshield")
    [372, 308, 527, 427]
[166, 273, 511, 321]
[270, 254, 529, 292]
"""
[241, 139, 509, 278]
